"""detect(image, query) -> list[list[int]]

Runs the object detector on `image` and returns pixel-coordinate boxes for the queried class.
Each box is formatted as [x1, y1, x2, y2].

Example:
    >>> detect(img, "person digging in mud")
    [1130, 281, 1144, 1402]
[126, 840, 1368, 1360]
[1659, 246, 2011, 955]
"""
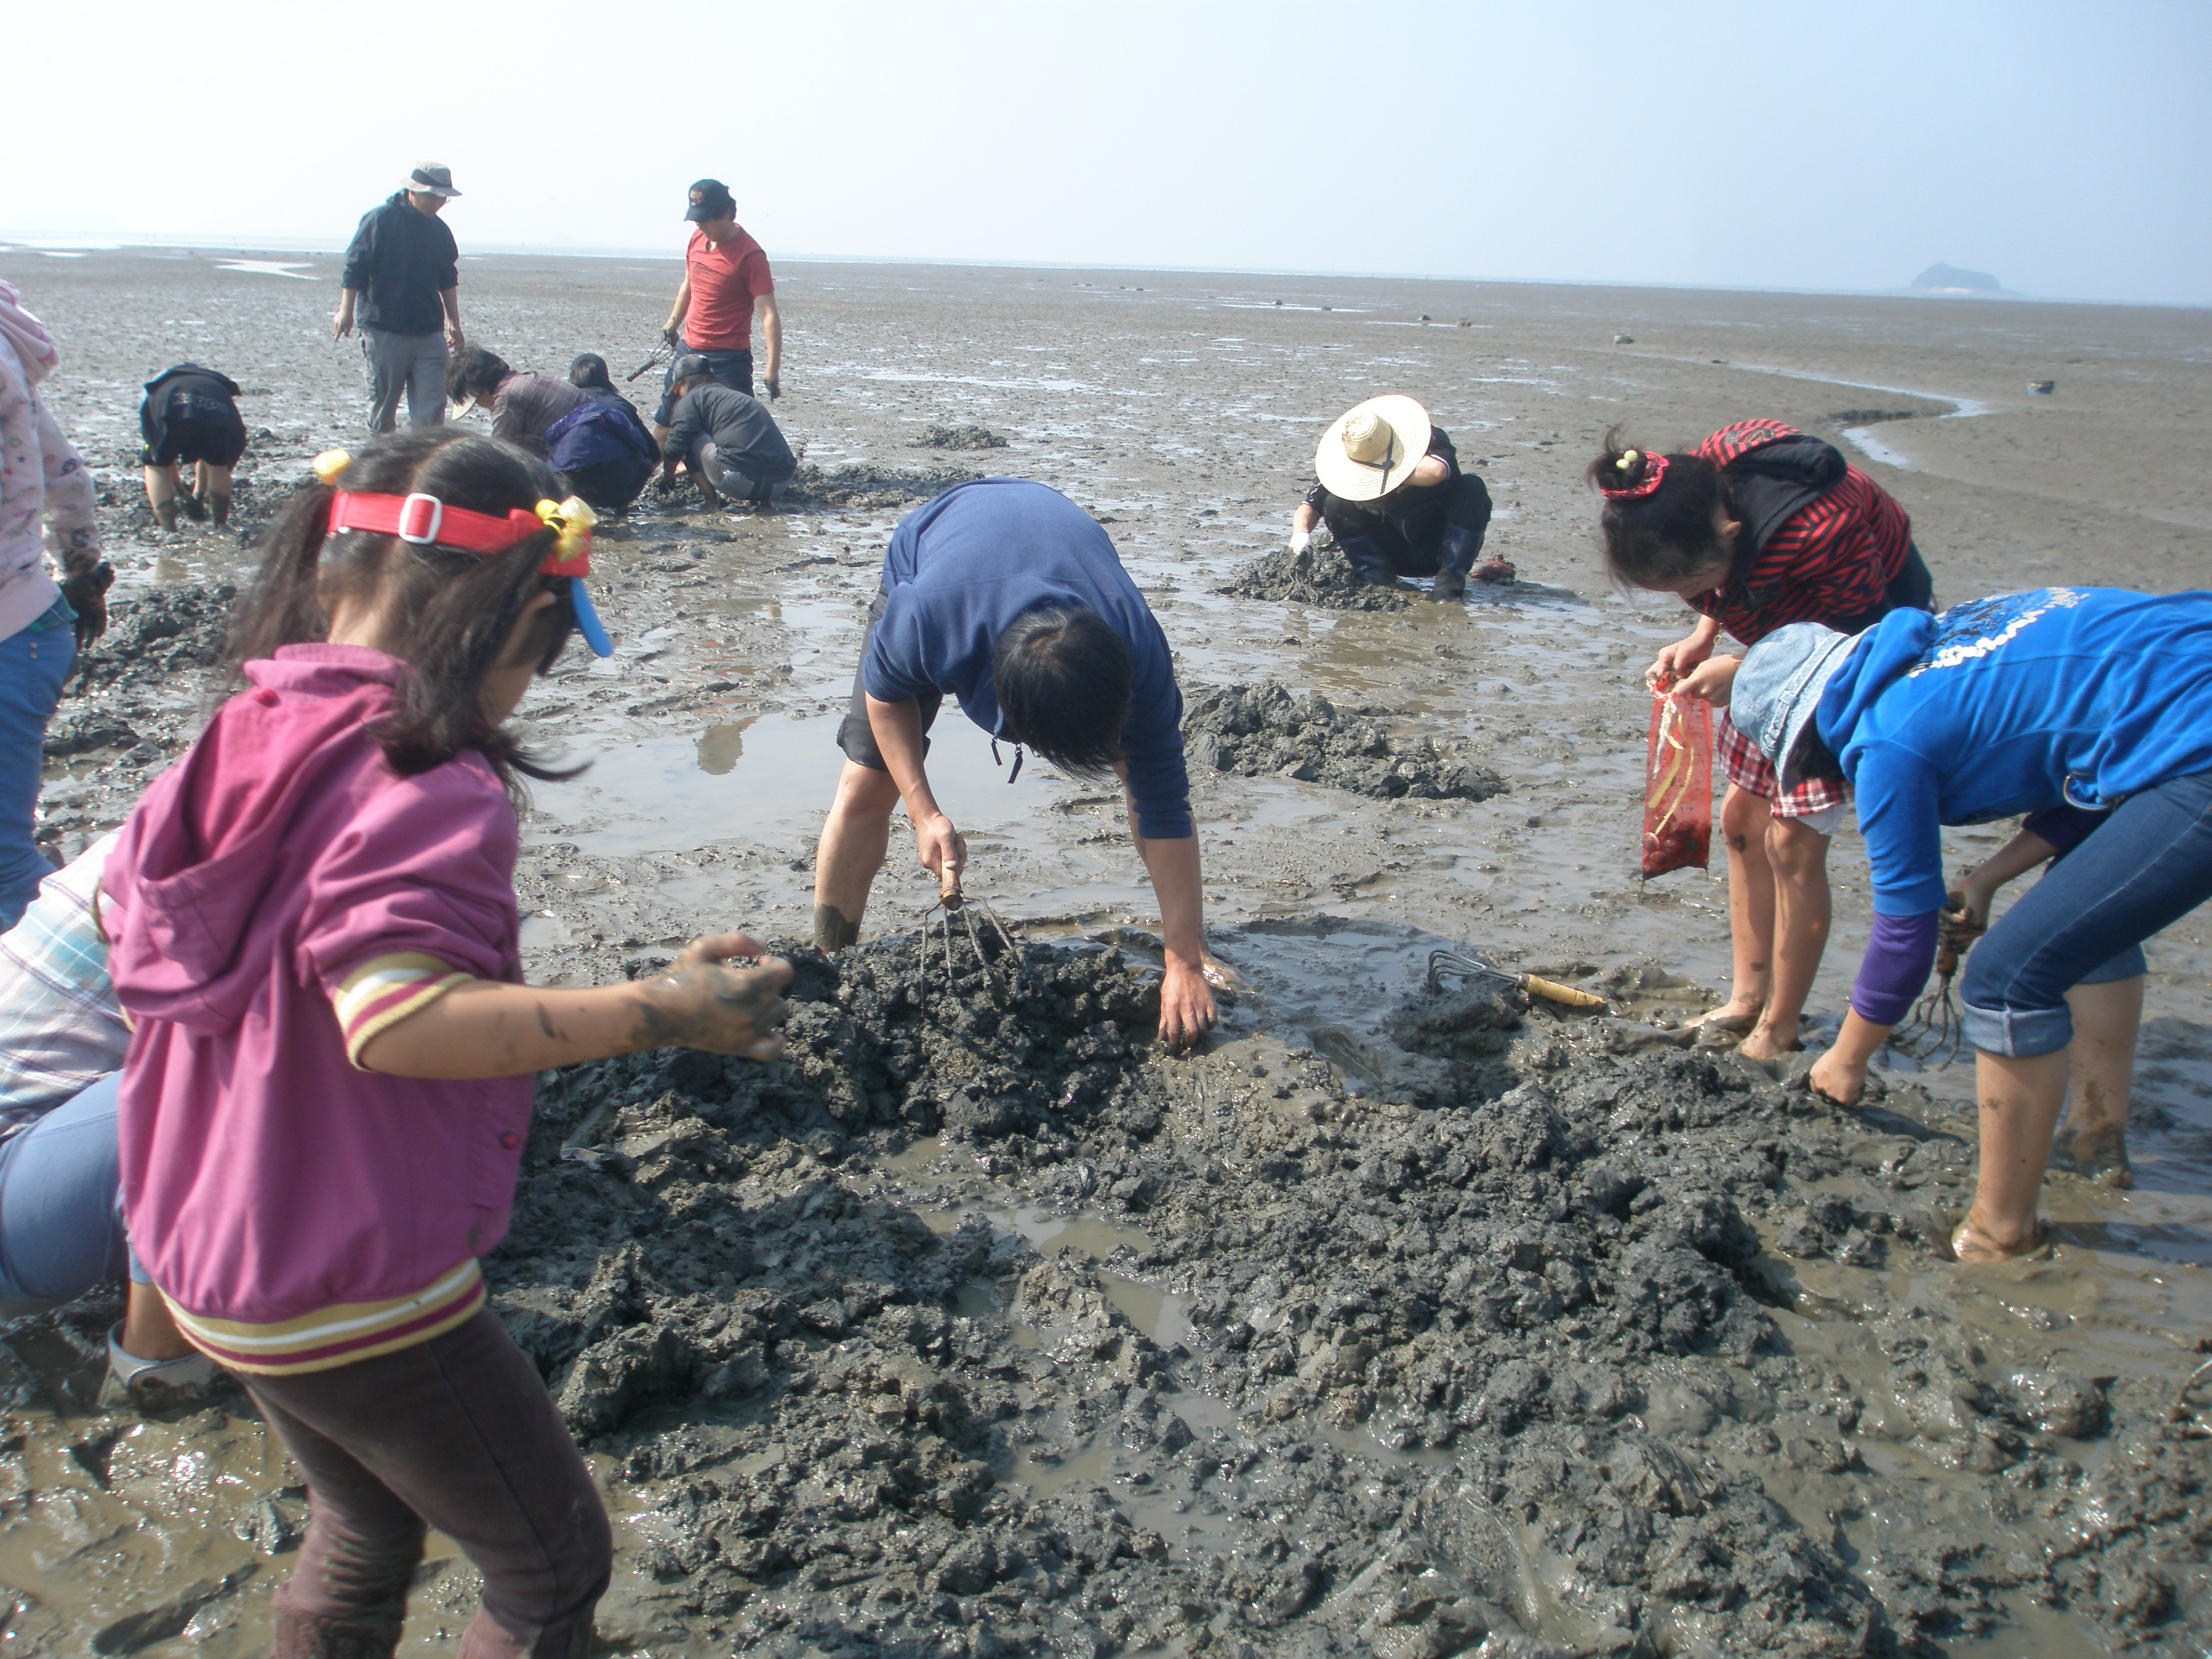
[334, 163, 466, 434]
[101, 427, 795, 1659]
[1592, 420, 1933, 1066]
[1727, 586, 2212, 1263]
[812, 477, 1222, 1048]
[1288, 394, 1509, 602]
[658, 352, 795, 508]
[552, 353, 661, 513]
[445, 344, 586, 459]
[652, 178, 782, 444]
[138, 362, 247, 531]
[0, 834, 216, 1408]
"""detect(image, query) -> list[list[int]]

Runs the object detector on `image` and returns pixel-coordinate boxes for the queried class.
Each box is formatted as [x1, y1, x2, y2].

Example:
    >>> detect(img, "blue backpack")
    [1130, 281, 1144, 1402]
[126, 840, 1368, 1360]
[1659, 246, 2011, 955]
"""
[547, 395, 657, 470]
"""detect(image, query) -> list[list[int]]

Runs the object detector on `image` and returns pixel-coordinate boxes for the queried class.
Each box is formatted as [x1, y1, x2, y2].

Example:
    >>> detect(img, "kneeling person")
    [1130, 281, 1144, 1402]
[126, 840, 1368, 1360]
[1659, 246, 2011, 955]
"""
[813, 479, 1218, 1046]
[140, 364, 247, 530]
[1290, 395, 1503, 600]
[661, 354, 795, 508]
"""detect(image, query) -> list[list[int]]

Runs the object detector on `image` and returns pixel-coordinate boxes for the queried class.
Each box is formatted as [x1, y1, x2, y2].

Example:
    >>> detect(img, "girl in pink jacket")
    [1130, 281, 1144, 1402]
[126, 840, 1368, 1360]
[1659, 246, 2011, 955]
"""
[104, 427, 792, 1659]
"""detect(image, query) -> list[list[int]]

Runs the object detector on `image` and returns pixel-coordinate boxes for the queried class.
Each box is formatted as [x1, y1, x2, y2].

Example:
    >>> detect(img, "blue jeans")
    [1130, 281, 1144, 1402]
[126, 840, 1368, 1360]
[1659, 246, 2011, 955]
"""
[0, 1072, 129, 1304]
[0, 613, 75, 932]
[1960, 768, 2212, 1057]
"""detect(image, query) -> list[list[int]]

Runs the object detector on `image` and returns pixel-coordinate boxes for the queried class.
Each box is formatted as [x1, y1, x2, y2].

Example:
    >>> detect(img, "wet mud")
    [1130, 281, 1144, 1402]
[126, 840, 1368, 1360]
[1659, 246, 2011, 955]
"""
[9, 248, 2212, 1653]
[1224, 534, 1418, 612]
[912, 425, 1011, 451]
[1184, 682, 1507, 802]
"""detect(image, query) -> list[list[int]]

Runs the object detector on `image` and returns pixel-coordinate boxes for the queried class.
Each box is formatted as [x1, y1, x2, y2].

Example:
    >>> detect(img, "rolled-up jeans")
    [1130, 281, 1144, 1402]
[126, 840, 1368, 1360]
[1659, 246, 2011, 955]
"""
[1959, 768, 2212, 1057]
[0, 1072, 130, 1311]
[361, 327, 448, 434]
[0, 607, 75, 932]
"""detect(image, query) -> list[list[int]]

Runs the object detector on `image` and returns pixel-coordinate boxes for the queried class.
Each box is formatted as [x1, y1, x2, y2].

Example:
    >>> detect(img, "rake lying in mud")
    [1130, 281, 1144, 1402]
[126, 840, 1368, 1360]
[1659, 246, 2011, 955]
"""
[1888, 906, 1973, 1067]
[1425, 949, 1608, 1013]
[921, 874, 1023, 1004]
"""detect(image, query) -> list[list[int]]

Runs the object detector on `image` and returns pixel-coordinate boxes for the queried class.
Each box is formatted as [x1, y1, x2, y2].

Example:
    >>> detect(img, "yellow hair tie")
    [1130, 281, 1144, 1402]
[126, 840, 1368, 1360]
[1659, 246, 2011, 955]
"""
[1617, 450, 1640, 471]
[311, 450, 352, 486]
[534, 496, 598, 558]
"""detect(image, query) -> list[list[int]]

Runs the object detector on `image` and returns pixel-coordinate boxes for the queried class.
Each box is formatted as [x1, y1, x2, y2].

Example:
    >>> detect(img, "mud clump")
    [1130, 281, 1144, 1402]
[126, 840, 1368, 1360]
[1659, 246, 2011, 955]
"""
[911, 425, 1010, 451]
[1183, 680, 1507, 802]
[67, 585, 233, 699]
[787, 462, 976, 510]
[1223, 530, 1416, 612]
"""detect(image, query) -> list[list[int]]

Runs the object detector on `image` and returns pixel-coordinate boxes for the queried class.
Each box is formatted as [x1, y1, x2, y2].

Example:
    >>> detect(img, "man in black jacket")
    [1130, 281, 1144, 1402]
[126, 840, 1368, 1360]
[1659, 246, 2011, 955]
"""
[333, 164, 465, 434]
[659, 355, 796, 507]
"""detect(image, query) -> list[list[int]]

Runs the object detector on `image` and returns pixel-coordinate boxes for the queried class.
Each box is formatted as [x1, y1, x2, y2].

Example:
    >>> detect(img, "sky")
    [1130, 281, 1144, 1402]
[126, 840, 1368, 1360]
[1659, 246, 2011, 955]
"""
[9, 0, 2210, 306]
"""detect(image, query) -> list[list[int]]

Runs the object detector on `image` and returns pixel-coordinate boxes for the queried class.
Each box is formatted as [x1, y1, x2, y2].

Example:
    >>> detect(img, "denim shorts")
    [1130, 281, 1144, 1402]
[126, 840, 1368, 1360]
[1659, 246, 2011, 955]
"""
[1960, 768, 2212, 1057]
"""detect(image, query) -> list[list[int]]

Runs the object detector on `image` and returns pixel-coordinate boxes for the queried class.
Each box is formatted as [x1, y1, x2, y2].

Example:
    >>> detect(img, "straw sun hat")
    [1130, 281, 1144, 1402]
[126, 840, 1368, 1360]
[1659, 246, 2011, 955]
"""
[1314, 394, 1432, 502]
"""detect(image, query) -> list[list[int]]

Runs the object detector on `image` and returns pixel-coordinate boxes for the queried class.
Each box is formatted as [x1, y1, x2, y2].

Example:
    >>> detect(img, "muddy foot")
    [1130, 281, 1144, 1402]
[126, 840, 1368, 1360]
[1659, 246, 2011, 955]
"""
[1691, 1003, 1763, 1047]
[2056, 1129, 2135, 1188]
[1950, 1215, 2053, 1263]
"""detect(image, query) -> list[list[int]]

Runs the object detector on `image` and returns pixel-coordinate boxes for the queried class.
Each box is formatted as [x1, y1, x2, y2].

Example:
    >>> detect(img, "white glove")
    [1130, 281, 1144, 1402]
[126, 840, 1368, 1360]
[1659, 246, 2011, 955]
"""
[1288, 530, 1312, 555]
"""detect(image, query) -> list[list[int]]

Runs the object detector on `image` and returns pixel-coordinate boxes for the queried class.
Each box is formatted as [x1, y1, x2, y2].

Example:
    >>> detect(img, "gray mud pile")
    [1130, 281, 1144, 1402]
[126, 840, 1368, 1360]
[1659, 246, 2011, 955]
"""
[1184, 681, 1507, 802]
[1224, 533, 1416, 612]
[468, 938, 2210, 1656]
[789, 462, 977, 510]
[912, 425, 1010, 451]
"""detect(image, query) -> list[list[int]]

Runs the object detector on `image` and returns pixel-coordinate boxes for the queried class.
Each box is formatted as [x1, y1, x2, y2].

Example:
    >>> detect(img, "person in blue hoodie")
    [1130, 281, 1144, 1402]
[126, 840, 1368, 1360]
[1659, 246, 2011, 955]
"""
[810, 478, 1220, 1048]
[1727, 586, 2212, 1261]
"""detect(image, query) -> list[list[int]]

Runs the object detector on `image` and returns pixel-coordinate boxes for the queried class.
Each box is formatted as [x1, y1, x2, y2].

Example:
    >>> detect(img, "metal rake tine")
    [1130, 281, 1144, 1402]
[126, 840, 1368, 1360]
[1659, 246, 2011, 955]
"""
[938, 906, 957, 999]
[956, 902, 1003, 1004]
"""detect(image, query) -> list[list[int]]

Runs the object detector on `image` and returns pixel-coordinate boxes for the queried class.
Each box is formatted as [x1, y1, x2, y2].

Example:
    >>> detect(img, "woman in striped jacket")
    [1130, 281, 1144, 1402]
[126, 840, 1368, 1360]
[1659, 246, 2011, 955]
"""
[1589, 420, 1933, 1063]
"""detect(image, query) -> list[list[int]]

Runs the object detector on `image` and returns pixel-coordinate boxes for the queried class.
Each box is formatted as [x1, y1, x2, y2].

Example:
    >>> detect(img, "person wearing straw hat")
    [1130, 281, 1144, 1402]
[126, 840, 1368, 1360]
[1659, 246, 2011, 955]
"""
[334, 164, 466, 435]
[1288, 395, 1507, 601]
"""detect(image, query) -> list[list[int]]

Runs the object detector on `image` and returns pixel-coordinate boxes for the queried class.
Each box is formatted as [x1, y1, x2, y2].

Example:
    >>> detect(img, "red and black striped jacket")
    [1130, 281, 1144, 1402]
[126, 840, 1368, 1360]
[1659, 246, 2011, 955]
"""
[1689, 419, 1914, 644]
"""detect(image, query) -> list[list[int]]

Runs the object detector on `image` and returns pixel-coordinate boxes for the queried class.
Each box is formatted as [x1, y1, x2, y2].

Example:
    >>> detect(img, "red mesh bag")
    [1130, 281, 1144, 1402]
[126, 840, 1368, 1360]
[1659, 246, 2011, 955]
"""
[1641, 688, 1712, 877]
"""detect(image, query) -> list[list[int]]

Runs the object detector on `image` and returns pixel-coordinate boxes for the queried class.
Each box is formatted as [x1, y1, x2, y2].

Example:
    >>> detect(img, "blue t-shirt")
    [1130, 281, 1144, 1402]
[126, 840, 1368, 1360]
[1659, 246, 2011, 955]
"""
[862, 479, 1192, 838]
[1819, 587, 2212, 916]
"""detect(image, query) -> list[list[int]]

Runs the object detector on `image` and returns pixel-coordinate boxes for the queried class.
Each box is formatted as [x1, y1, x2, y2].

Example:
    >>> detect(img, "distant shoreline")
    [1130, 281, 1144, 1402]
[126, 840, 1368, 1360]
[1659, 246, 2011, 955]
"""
[1, 235, 2204, 312]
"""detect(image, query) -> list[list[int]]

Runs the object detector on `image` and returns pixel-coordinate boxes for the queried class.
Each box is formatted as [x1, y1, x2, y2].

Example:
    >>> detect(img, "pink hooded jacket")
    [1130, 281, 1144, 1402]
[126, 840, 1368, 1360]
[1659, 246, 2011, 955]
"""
[105, 645, 533, 1373]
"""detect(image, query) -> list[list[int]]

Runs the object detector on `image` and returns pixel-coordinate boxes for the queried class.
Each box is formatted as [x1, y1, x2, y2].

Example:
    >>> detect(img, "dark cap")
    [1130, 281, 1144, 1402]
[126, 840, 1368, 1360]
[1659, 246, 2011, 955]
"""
[669, 353, 712, 384]
[684, 179, 735, 222]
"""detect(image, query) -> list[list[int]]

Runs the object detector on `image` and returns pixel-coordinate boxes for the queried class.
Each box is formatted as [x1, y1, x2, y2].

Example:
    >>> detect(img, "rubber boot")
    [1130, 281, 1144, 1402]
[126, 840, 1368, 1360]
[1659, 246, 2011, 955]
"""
[208, 492, 231, 529]
[272, 1606, 405, 1659]
[181, 492, 209, 523]
[1430, 568, 1467, 602]
[152, 497, 179, 532]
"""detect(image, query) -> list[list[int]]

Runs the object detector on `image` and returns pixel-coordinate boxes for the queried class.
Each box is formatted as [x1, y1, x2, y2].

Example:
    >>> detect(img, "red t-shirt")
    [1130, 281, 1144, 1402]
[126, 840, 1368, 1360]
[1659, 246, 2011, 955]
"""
[681, 225, 773, 352]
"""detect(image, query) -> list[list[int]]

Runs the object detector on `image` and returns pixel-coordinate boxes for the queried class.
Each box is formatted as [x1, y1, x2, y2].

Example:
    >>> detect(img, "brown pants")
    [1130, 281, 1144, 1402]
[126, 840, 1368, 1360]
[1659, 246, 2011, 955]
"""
[244, 1308, 610, 1658]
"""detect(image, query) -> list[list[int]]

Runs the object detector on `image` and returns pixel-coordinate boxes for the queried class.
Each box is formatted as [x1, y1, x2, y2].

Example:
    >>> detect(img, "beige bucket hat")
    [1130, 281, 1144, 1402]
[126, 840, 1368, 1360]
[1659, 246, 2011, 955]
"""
[1314, 394, 1431, 501]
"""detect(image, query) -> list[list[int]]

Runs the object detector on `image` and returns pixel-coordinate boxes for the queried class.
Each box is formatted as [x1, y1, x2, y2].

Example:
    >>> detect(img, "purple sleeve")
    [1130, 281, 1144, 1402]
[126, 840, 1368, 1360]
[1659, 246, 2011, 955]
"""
[2023, 805, 2107, 855]
[1851, 909, 1940, 1026]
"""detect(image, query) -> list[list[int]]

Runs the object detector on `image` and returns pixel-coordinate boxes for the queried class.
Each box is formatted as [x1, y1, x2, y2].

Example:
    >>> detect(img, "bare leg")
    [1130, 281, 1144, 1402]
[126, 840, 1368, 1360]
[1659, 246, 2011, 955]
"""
[2056, 975, 2142, 1186]
[1704, 783, 1773, 1027]
[1741, 816, 1832, 1060]
[1957, 1048, 2070, 1259]
[121, 1280, 195, 1361]
[144, 463, 181, 530]
[196, 461, 233, 528]
[812, 761, 901, 950]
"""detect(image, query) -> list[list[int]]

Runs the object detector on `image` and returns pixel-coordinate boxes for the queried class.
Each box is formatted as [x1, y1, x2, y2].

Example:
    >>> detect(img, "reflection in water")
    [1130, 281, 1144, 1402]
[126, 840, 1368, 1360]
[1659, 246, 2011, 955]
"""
[695, 719, 751, 775]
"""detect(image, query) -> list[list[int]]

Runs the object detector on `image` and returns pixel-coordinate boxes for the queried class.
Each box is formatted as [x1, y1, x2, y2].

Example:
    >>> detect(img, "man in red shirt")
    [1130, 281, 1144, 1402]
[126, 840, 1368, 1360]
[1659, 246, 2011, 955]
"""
[654, 179, 782, 443]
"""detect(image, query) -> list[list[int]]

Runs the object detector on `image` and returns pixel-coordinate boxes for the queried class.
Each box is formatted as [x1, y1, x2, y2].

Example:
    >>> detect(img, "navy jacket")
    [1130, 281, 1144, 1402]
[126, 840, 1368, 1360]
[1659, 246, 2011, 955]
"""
[340, 195, 458, 336]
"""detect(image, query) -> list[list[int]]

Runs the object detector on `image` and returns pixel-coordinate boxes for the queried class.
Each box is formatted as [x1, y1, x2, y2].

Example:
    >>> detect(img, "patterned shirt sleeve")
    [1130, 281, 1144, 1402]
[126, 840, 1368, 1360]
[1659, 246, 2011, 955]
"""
[330, 952, 474, 1070]
[35, 392, 101, 578]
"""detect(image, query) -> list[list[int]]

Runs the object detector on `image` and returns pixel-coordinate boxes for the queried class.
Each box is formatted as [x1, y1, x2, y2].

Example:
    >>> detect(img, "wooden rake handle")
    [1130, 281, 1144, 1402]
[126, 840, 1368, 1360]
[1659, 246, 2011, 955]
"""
[1520, 975, 1608, 1011]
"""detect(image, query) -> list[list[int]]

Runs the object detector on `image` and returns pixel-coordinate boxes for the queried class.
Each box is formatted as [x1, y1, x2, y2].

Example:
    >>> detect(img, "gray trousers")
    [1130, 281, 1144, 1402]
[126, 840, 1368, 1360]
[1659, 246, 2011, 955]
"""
[360, 326, 448, 434]
[698, 441, 790, 505]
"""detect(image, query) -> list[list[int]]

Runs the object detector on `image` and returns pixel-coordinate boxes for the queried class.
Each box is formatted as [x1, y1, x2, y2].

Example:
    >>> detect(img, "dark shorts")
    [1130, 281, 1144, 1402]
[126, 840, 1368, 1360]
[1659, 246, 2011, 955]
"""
[140, 415, 247, 469]
[836, 593, 942, 769]
[562, 453, 655, 514]
[653, 344, 752, 426]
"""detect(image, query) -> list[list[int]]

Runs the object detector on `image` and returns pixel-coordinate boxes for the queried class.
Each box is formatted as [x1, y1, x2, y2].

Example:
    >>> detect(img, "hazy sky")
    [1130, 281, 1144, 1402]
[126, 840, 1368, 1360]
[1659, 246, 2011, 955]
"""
[11, 0, 2209, 305]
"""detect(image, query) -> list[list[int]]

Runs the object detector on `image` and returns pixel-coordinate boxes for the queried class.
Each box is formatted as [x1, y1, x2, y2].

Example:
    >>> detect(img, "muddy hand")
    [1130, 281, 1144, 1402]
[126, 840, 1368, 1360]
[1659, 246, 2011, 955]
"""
[638, 933, 793, 1060]
[1158, 957, 1218, 1051]
[1808, 1047, 1866, 1107]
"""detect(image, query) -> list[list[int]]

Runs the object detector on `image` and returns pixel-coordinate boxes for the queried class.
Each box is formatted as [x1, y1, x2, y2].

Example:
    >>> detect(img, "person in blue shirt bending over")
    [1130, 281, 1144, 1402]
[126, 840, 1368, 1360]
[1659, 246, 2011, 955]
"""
[1725, 587, 2212, 1261]
[812, 478, 1219, 1048]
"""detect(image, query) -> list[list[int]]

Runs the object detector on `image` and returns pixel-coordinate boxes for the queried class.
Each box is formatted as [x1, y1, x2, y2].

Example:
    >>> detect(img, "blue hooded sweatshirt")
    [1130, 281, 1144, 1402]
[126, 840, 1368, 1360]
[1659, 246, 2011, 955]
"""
[862, 479, 1192, 838]
[1820, 586, 2212, 920]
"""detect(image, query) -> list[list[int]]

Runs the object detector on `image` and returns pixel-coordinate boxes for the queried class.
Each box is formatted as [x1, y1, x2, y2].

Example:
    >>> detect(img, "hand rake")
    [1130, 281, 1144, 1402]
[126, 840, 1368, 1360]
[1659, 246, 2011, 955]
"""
[921, 873, 1024, 1005]
[1426, 949, 1608, 1012]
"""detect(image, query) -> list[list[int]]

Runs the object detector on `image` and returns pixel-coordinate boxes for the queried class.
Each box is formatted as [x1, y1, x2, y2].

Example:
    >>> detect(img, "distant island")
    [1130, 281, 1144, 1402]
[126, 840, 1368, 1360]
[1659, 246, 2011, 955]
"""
[1910, 263, 2002, 293]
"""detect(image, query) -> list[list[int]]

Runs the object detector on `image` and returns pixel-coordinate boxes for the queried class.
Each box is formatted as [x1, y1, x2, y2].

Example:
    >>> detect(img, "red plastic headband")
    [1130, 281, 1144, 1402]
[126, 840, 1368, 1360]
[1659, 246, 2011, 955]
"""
[325, 491, 591, 578]
[1601, 450, 1668, 501]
